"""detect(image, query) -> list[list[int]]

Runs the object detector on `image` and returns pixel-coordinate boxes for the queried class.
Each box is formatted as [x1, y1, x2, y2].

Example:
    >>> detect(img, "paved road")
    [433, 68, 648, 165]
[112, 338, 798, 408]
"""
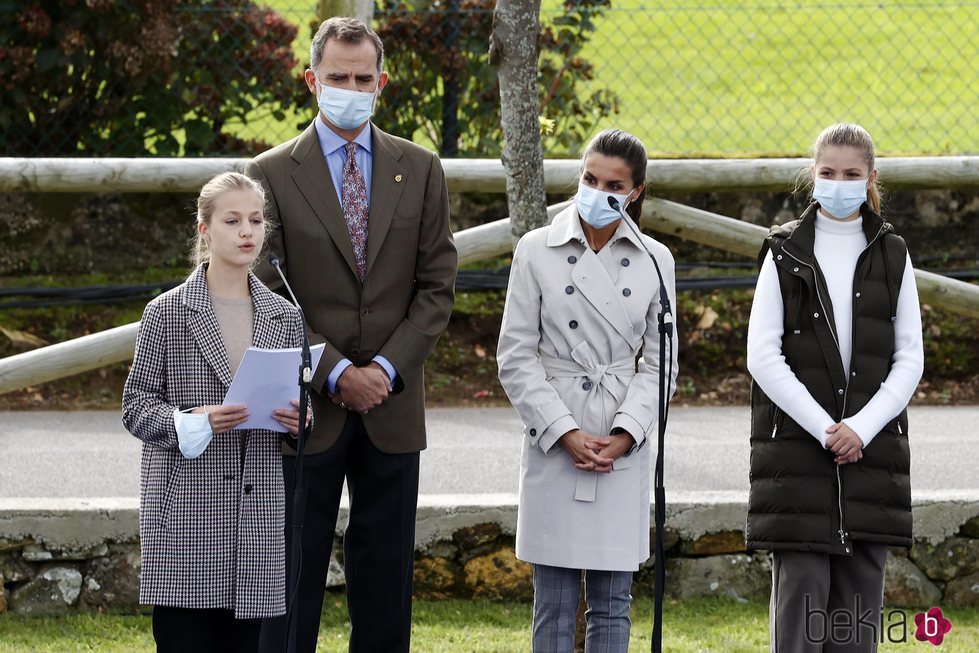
[1, 406, 976, 498]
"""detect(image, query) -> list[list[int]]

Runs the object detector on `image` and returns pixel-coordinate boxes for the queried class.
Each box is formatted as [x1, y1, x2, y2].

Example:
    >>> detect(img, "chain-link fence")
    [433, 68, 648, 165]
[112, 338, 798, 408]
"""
[2, 1, 978, 158]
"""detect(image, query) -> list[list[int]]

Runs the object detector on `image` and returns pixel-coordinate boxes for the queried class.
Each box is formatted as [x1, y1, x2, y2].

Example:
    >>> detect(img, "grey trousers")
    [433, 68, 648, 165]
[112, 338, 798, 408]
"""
[770, 543, 888, 653]
[532, 564, 633, 653]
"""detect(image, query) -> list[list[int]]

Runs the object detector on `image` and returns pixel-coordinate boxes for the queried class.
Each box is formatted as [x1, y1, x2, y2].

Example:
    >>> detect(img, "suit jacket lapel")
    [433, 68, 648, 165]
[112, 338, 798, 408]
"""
[365, 126, 406, 278]
[290, 123, 360, 280]
[184, 267, 233, 388]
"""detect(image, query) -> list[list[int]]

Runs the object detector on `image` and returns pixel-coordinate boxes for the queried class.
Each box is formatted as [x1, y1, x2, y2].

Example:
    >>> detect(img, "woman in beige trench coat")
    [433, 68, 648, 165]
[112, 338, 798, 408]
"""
[498, 129, 679, 652]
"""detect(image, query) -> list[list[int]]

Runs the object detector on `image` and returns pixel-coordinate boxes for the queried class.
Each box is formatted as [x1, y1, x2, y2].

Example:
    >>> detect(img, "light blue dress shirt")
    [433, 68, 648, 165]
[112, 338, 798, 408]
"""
[313, 117, 397, 394]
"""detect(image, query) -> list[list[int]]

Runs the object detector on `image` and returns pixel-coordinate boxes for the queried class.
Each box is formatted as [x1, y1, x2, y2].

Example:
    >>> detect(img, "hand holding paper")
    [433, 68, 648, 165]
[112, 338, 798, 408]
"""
[224, 343, 325, 431]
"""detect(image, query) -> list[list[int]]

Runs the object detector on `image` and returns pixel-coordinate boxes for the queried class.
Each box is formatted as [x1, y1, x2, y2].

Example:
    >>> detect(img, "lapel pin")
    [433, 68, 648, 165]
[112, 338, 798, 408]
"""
[395, 174, 403, 183]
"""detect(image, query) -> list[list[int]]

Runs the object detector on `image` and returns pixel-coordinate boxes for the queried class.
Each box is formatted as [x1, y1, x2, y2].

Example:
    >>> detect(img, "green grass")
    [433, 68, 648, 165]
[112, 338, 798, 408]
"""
[1, 598, 977, 652]
[230, 1, 979, 157]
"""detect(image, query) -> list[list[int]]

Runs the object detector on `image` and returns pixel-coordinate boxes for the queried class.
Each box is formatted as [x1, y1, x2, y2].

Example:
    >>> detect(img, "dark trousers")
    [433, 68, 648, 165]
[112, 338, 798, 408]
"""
[770, 542, 888, 653]
[259, 412, 420, 653]
[153, 605, 260, 653]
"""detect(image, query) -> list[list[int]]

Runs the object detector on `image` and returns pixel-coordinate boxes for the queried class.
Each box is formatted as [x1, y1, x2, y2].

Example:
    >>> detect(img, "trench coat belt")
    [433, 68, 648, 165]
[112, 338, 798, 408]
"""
[540, 354, 636, 502]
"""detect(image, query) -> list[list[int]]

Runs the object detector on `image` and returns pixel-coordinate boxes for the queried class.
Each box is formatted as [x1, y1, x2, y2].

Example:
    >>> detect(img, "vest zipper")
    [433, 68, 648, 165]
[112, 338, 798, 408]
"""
[782, 237, 881, 558]
[836, 464, 850, 553]
[771, 406, 782, 438]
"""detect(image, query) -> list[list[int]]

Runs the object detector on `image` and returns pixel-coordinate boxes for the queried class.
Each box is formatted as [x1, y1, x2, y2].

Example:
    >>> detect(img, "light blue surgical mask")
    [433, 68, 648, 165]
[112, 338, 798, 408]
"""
[812, 178, 868, 219]
[574, 181, 633, 229]
[316, 78, 377, 130]
[173, 409, 213, 460]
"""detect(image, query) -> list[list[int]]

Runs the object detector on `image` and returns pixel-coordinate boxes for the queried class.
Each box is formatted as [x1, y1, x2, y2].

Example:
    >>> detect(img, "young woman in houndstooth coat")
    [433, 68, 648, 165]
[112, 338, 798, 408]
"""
[123, 173, 307, 653]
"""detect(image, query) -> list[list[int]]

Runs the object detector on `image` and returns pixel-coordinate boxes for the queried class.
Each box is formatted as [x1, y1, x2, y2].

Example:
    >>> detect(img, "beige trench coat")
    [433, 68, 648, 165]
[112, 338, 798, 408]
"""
[497, 205, 679, 571]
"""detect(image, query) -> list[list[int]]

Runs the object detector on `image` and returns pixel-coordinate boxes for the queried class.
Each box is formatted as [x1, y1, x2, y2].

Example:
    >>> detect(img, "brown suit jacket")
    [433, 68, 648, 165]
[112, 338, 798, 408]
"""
[246, 121, 457, 454]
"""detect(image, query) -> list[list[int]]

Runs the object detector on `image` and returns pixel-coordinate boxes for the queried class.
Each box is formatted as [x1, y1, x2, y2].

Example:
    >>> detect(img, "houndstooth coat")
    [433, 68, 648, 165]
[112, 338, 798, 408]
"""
[122, 265, 304, 619]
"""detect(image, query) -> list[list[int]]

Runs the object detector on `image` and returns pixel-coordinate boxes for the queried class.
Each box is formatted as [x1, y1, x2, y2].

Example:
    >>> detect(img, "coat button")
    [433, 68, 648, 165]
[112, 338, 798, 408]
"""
[529, 428, 537, 436]
[621, 258, 630, 267]
[569, 320, 578, 329]
[776, 254, 783, 260]
[361, 308, 370, 316]
[582, 381, 593, 391]
[838, 389, 844, 395]
[568, 255, 577, 264]
[793, 267, 799, 272]
[622, 288, 631, 297]
[565, 286, 574, 294]
[851, 371, 857, 377]
[855, 292, 861, 298]
[813, 312, 820, 318]
[351, 347, 360, 357]
[244, 484, 253, 495]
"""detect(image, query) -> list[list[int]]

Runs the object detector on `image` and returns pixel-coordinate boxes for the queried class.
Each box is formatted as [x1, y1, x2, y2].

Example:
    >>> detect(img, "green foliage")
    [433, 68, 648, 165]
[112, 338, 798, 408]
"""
[921, 308, 977, 378]
[0, 0, 308, 156]
[373, 0, 618, 157]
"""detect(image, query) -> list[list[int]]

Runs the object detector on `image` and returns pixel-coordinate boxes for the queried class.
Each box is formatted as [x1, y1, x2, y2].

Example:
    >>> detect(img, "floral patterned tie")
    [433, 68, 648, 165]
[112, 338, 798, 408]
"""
[341, 141, 369, 283]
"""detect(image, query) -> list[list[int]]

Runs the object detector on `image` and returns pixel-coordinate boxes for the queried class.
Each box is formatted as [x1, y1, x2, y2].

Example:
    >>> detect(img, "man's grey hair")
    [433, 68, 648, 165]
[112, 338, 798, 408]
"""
[310, 17, 385, 73]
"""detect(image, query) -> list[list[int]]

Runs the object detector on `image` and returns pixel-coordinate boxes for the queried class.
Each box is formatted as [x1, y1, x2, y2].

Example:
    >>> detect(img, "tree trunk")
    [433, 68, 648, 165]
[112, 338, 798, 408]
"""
[490, 0, 547, 244]
[318, 0, 375, 24]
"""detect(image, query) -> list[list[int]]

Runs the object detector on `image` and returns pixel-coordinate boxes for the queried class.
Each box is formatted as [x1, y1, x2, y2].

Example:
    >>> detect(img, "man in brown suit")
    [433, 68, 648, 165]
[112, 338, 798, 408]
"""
[247, 17, 457, 653]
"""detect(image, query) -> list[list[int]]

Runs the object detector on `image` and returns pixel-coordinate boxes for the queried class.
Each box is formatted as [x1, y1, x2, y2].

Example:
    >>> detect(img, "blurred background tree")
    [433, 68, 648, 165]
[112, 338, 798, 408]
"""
[0, 0, 307, 156]
[374, 0, 618, 157]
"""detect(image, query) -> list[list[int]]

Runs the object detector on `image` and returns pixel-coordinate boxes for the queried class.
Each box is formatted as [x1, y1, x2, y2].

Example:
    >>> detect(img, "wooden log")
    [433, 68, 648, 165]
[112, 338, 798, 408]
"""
[0, 158, 247, 193]
[0, 323, 138, 395]
[0, 201, 570, 394]
[641, 198, 979, 319]
[4, 157, 979, 193]
[456, 200, 572, 264]
[1, 199, 975, 394]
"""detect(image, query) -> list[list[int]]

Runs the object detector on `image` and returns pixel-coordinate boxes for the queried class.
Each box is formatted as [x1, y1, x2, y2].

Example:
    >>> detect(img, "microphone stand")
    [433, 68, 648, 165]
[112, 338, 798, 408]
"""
[609, 197, 675, 653]
[269, 254, 311, 653]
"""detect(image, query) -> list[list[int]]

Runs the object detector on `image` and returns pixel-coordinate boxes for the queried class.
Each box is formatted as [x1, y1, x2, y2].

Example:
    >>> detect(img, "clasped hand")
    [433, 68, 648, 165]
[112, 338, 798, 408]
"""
[331, 362, 391, 414]
[825, 422, 863, 465]
[559, 429, 633, 473]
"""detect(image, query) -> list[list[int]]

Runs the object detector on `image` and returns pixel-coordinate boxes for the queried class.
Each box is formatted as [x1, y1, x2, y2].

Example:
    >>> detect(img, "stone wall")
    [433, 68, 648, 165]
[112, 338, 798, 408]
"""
[2, 493, 978, 615]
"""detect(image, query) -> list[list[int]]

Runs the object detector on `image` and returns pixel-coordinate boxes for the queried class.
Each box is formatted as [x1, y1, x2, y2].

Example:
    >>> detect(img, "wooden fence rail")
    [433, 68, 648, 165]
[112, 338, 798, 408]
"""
[3, 157, 979, 194]
[1, 198, 975, 394]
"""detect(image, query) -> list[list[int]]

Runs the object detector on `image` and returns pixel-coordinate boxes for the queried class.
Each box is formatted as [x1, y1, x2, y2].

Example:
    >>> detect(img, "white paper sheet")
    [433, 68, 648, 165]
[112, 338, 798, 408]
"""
[223, 343, 325, 431]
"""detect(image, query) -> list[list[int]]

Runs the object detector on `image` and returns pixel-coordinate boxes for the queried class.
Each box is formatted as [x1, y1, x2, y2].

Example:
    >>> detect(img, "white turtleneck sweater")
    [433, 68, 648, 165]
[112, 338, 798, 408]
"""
[747, 211, 924, 448]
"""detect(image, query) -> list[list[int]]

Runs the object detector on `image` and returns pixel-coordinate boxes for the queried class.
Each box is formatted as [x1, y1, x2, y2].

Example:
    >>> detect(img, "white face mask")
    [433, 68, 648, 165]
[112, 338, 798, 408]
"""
[574, 181, 634, 229]
[316, 77, 377, 130]
[812, 178, 868, 219]
[173, 409, 213, 459]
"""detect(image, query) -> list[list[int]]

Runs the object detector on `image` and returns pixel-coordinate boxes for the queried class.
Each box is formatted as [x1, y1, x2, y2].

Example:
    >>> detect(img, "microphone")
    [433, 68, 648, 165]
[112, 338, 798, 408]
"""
[269, 254, 311, 384]
[607, 196, 673, 323]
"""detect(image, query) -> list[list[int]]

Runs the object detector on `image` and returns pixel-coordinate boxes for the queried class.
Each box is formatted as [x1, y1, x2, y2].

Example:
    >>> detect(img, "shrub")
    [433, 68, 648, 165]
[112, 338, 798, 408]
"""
[0, 0, 307, 156]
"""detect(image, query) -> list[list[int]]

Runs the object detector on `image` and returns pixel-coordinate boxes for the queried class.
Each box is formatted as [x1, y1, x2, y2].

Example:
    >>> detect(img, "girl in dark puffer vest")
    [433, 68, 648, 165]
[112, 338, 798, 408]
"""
[746, 123, 924, 652]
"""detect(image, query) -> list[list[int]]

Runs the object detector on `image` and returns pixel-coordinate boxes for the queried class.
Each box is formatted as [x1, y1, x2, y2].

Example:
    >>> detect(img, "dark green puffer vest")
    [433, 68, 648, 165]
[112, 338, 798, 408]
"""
[746, 203, 913, 555]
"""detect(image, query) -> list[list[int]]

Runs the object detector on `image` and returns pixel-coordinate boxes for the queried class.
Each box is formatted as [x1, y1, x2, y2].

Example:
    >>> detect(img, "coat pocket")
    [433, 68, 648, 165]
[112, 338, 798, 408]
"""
[157, 458, 185, 530]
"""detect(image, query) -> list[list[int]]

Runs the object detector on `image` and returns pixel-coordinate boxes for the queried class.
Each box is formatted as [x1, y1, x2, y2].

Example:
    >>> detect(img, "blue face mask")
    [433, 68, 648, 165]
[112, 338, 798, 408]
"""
[173, 408, 213, 460]
[812, 178, 868, 219]
[316, 78, 377, 130]
[574, 181, 633, 229]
